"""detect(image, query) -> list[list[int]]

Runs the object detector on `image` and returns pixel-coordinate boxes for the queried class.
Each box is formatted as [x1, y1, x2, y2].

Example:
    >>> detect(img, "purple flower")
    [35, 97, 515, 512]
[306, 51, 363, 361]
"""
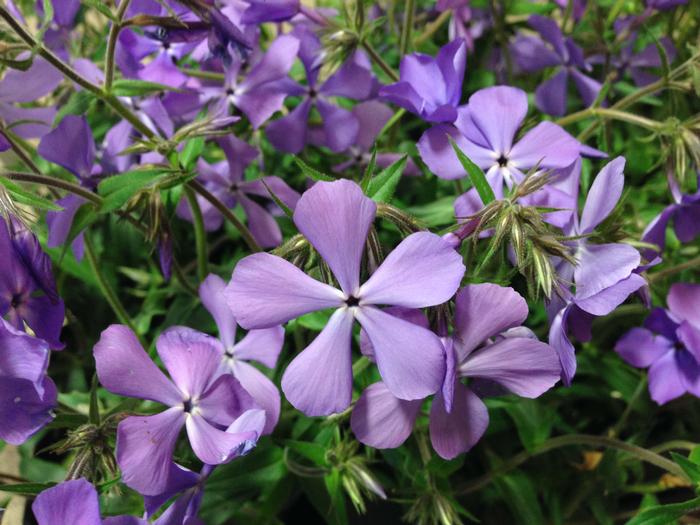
[266, 27, 376, 153]
[616, 284, 700, 404]
[0, 319, 57, 445]
[510, 15, 602, 116]
[199, 274, 283, 434]
[548, 158, 646, 383]
[0, 57, 62, 139]
[642, 191, 700, 257]
[435, 1, 489, 51]
[351, 284, 561, 459]
[0, 216, 65, 349]
[241, 0, 300, 24]
[225, 180, 465, 416]
[379, 38, 467, 123]
[418, 86, 582, 193]
[200, 34, 300, 128]
[93, 325, 258, 495]
[176, 135, 300, 247]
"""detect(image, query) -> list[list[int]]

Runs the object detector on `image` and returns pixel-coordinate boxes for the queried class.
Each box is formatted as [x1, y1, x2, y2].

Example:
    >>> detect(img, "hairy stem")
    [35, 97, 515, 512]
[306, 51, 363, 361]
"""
[104, 0, 132, 90]
[183, 186, 209, 281]
[361, 41, 399, 82]
[415, 10, 451, 46]
[399, 0, 416, 56]
[648, 254, 700, 283]
[5, 172, 102, 205]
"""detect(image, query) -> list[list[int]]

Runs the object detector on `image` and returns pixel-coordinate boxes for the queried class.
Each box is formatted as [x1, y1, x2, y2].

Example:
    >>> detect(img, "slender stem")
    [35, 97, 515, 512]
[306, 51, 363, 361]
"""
[415, 10, 451, 45]
[104, 0, 132, 90]
[459, 434, 689, 494]
[608, 375, 647, 439]
[184, 186, 208, 282]
[648, 254, 700, 283]
[1, 130, 42, 175]
[5, 172, 102, 205]
[556, 107, 660, 130]
[179, 67, 225, 81]
[399, 0, 416, 56]
[361, 41, 399, 82]
[84, 235, 140, 338]
[188, 179, 261, 253]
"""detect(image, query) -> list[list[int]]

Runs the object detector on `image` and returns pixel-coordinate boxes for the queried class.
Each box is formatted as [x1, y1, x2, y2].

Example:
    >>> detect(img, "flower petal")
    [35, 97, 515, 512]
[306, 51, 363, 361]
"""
[535, 69, 568, 116]
[199, 274, 237, 350]
[226, 252, 344, 329]
[232, 326, 285, 368]
[574, 243, 640, 300]
[350, 382, 421, 449]
[186, 414, 257, 465]
[293, 179, 376, 296]
[579, 157, 626, 233]
[574, 273, 646, 316]
[231, 361, 281, 434]
[281, 308, 354, 416]
[0, 376, 56, 445]
[197, 373, 255, 427]
[668, 283, 700, 327]
[356, 306, 445, 400]
[32, 479, 101, 525]
[38, 115, 95, 179]
[359, 232, 465, 308]
[466, 86, 528, 154]
[648, 350, 691, 405]
[94, 325, 181, 406]
[615, 328, 674, 368]
[429, 383, 489, 460]
[509, 121, 580, 170]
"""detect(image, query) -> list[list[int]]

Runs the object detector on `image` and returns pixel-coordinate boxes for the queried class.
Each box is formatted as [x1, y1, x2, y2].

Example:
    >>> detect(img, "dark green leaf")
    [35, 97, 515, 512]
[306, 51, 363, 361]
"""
[294, 157, 335, 182]
[80, 0, 117, 20]
[670, 452, 700, 483]
[360, 146, 378, 192]
[97, 169, 167, 212]
[625, 495, 700, 525]
[449, 137, 495, 205]
[0, 482, 56, 496]
[110, 79, 180, 97]
[261, 178, 293, 218]
[284, 440, 328, 467]
[366, 155, 407, 203]
[180, 137, 205, 170]
[0, 177, 62, 211]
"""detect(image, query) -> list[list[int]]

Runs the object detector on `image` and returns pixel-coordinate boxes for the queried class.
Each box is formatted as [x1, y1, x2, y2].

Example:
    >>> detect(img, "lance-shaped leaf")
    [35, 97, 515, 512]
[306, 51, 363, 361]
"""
[449, 136, 496, 205]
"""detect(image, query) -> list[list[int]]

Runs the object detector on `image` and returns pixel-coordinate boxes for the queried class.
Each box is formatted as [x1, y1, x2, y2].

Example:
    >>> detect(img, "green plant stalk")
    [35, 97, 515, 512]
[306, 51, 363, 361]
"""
[399, 0, 416, 56]
[84, 235, 141, 340]
[5, 172, 103, 205]
[361, 40, 399, 82]
[183, 186, 209, 281]
[104, 0, 132, 90]
[648, 254, 700, 283]
[459, 434, 690, 494]
[415, 10, 451, 45]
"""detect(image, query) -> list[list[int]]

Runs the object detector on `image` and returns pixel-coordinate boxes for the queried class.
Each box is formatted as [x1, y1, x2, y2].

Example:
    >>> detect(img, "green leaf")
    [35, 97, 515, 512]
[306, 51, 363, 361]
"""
[449, 137, 495, 205]
[80, 0, 117, 20]
[284, 440, 328, 467]
[625, 495, 700, 525]
[0, 482, 56, 496]
[110, 79, 180, 97]
[294, 157, 335, 182]
[97, 169, 168, 212]
[360, 146, 378, 192]
[261, 178, 293, 218]
[0, 177, 62, 211]
[61, 203, 99, 257]
[54, 91, 96, 123]
[180, 137, 205, 170]
[670, 452, 700, 483]
[366, 155, 407, 203]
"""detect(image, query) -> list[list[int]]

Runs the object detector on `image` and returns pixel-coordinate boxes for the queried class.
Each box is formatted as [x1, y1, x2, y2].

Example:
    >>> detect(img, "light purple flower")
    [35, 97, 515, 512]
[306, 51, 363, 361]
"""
[642, 191, 700, 258]
[510, 15, 602, 116]
[379, 38, 467, 123]
[176, 135, 300, 247]
[93, 325, 258, 495]
[241, 0, 300, 24]
[266, 27, 376, 153]
[351, 284, 561, 459]
[548, 157, 646, 383]
[616, 284, 700, 404]
[436, 1, 490, 49]
[199, 274, 283, 434]
[418, 85, 582, 195]
[225, 180, 465, 416]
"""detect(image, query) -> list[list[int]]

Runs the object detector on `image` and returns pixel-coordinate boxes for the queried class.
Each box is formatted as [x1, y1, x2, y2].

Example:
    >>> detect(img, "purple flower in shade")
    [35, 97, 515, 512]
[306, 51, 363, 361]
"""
[176, 135, 300, 248]
[642, 191, 700, 258]
[379, 38, 467, 124]
[616, 284, 700, 404]
[435, 1, 489, 50]
[143, 410, 266, 524]
[200, 34, 300, 128]
[265, 27, 377, 153]
[547, 158, 646, 384]
[241, 0, 300, 24]
[510, 15, 602, 116]
[0, 57, 62, 139]
[199, 274, 283, 434]
[0, 319, 57, 445]
[351, 284, 561, 459]
[225, 180, 465, 416]
[332, 100, 420, 176]
[93, 325, 258, 495]
[418, 86, 583, 193]
[647, 0, 687, 10]
[38, 115, 99, 260]
[553, 0, 587, 21]
[0, 216, 65, 350]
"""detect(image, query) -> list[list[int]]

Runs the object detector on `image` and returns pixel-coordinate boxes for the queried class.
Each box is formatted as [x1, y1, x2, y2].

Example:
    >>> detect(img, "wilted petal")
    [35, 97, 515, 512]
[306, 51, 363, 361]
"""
[226, 252, 344, 329]
[294, 179, 376, 296]
[281, 308, 354, 416]
[579, 157, 626, 233]
[453, 284, 529, 360]
[356, 306, 445, 400]
[616, 328, 674, 368]
[667, 283, 700, 327]
[116, 408, 185, 495]
[429, 383, 489, 460]
[94, 325, 182, 406]
[351, 382, 421, 449]
[32, 479, 101, 525]
[359, 232, 465, 308]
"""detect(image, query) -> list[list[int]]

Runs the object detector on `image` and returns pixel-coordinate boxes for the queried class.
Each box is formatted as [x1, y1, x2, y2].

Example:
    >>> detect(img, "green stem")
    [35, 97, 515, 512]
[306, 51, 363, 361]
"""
[84, 235, 140, 338]
[556, 107, 660, 130]
[415, 10, 451, 45]
[608, 375, 647, 438]
[459, 434, 689, 494]
[188, 179, 261, 253]
[5, 172, 102, 205]
[361, 41, 399, 82]
[184, 186, 208, 282]
[647, 254, 700, 283]
[104, 0, 132, 90]
[399, 0, 416, 56]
